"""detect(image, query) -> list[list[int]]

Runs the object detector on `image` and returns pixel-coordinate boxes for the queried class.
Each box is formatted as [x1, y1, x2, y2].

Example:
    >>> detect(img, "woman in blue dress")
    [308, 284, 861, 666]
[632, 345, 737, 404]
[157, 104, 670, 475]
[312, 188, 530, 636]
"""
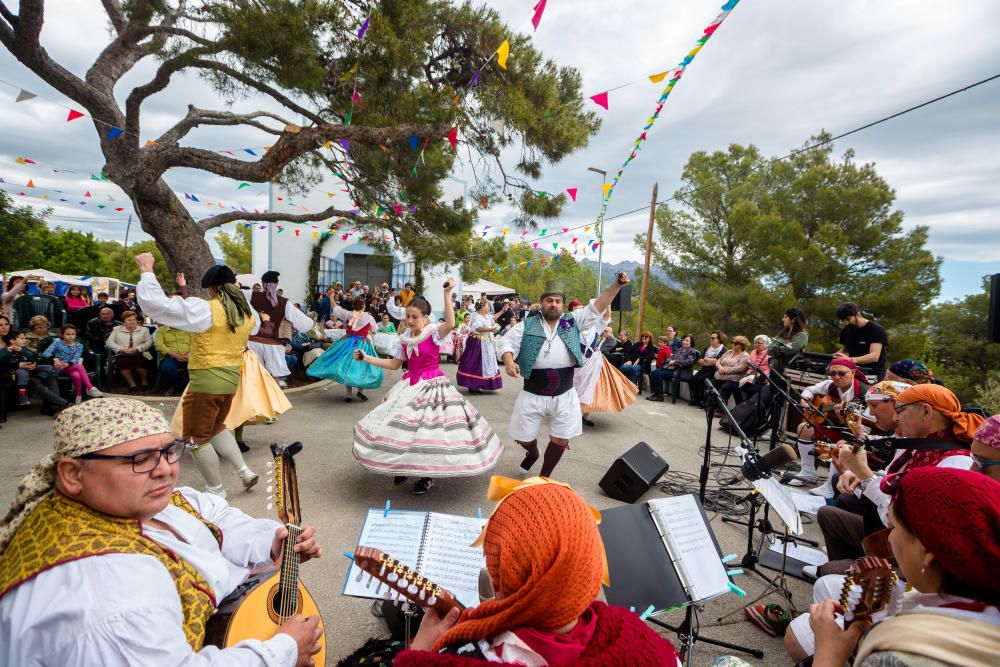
[307, 296, 383, 401]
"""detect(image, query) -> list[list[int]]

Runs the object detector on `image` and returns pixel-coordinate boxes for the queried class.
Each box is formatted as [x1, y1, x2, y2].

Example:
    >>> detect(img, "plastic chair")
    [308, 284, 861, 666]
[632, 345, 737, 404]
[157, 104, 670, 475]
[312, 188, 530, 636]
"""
[11, 294, 66, 330]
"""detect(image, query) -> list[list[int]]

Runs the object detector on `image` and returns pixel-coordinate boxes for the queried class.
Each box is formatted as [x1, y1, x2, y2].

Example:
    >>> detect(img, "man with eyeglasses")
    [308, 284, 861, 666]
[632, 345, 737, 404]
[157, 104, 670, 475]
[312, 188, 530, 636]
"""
[0, 399, 324, 666]
[833, 302, 889, 380]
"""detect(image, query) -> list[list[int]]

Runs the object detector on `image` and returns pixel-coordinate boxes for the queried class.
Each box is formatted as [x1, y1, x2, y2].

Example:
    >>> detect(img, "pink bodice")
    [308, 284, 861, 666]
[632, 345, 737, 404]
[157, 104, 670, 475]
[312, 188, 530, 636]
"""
[402, 333, 445, 385]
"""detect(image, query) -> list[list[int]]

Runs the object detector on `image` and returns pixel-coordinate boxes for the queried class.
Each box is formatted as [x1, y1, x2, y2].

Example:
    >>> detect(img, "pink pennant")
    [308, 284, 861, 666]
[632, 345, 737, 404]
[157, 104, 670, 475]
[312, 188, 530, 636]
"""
[566, 187, 577, 202]
[447, 126, 458, 148]
[590, 91, 609, 110]
[533, 242, 539, 248]
[351, 88, 362, 105]
[704, 22, 721, 37]
[66, 109, 84, 121]
[571, 237, 578, 244]
[531, 0, 547, 30]
[393, 204, 403, 216]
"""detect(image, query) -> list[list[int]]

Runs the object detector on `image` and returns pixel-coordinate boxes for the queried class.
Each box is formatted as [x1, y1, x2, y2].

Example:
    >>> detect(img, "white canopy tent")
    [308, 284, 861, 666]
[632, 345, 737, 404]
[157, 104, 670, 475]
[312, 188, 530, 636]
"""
[4, 269, 92, 287]
[462, 278, 514, 297]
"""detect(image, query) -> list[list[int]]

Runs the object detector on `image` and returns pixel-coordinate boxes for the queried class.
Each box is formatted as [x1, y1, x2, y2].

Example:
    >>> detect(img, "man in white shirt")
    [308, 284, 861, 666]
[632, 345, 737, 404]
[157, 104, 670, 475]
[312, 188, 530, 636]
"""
[0, 398, 323, 666]
[497, 273, 630, 478]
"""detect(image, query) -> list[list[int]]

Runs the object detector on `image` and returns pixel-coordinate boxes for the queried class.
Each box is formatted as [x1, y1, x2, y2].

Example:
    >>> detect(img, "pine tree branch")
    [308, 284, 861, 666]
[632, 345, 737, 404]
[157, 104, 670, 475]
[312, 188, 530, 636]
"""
[189, 58, 325, 125]
[198, 206, 376, 232]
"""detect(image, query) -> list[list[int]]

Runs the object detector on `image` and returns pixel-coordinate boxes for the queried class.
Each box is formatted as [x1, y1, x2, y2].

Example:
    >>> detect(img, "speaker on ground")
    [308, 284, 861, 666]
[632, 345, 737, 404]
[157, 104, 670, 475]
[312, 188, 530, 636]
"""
[599, 442, 669, 503]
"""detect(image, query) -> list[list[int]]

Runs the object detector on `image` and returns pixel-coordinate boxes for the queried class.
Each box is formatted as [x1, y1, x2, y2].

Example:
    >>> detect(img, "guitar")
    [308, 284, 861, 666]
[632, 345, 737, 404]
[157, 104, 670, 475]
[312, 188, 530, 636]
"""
[352, 545, 465, 616]
[205, 442, 327, 662]
[838, 556, 900, 625]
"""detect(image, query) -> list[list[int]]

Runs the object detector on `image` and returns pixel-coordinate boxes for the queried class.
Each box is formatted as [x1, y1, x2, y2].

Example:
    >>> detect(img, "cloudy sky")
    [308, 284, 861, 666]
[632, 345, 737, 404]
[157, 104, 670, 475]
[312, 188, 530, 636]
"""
[1, 0, 999, 300]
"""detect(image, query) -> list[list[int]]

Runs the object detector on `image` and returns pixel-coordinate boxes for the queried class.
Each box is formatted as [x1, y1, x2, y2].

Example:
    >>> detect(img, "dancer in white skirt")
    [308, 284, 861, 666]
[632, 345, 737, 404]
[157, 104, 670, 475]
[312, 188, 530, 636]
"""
[456, 299, 503, 393]
[574, 302, 638, 427]
[351, 279, 503, 495]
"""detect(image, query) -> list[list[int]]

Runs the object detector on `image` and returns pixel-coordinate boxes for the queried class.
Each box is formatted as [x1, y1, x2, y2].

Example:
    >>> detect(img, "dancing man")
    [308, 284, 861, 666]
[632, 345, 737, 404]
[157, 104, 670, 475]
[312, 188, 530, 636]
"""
[134, 253, 260, 497]
[498, 273, 630, 479]
[248, 271, 314, 388]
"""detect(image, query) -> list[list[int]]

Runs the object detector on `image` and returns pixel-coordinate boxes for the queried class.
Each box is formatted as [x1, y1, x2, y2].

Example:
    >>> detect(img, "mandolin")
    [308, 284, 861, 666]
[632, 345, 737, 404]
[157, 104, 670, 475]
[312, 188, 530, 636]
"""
[838, 556, 900, 625]
[352, 545, 465, 617]
[205, 442, 326, 662]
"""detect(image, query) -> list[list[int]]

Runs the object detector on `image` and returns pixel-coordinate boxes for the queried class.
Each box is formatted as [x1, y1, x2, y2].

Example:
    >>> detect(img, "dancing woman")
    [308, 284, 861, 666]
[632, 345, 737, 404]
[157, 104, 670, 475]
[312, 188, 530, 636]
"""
[352, 279, 503, 496]
[575, 304, 637, 427]
[307, 296, 383, 402]
[456, 299, 503, 394]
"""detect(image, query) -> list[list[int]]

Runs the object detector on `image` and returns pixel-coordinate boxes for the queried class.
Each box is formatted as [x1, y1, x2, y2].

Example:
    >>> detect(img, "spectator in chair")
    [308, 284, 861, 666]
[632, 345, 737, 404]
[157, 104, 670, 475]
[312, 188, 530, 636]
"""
[607, 330, 632, 368]
[768, 307, 808, 373]
[598, 327, 617, 357]
[86, 307, 120, 349]
[63, 285, 91, 312]
[712, 335, 751, 412]
[663, 325, 682, 354]
[740, 334, 771, 398]
[105, 311, 154, 393]
[24, 315, 50, 352]
[2, 276, 28, 319]
[40, 324, 103, 404]
[155, 322, 191, 396]
[689, 331, 727, 408]
[393, 477, 679, 666]
[620, 331, 656, 391]
[0, 314, 9, 348]
[647, 334, 698, 402]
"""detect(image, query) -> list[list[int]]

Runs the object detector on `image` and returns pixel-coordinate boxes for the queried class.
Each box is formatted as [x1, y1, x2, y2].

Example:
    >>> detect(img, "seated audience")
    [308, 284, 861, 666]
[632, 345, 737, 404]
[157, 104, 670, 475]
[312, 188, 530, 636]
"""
[620, 331, 656, 389]
[154, 322, 191, 396]
[712, 335, 751, 410]
[41, 324, 102, 404]
[63, 285, 91, 312]
[608, 330, 632, 368]
[690, 331, 727, 408]
[24, 315, 50, 352]
[86, 306, 120, 357]
[2, 276, 27, 319]
[0, 326, 69, 414]
[647, 334, 699, 402]
[0, 398, 324, 665]
[394, 477, 678, 666]
[886, 359, 941, 385]
[663, 325, 682, 354]
[740, 334, 771, 397]
[105, 310, 154, 393]
[598, 327, 617, 357]
[789, 468, 1000, 666]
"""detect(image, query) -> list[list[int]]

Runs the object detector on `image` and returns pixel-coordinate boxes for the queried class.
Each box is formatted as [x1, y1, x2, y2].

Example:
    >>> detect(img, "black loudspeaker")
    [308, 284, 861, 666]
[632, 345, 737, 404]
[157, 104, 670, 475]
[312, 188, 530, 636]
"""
[611, 283, 633, 312]
[599, 442, 669, 503]
[989, 274, 1000, 344]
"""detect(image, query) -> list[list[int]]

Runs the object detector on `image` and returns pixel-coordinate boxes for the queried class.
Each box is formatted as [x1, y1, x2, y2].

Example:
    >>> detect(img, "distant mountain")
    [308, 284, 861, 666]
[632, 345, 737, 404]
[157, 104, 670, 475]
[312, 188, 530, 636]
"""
[578, 258, 675, 287]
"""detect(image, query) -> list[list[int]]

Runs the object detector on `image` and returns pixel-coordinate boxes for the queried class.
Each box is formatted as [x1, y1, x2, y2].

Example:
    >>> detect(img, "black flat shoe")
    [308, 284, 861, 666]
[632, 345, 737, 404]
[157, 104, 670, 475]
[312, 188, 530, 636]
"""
[237, 441, 250, 453]
[412, 478, 434, 495]
[646, 394, 664, 402]
[344, 396, 353, 403]
[582, 416, 596, 427]
[357, 391, 369, 402]
[393, 476, 408, 486]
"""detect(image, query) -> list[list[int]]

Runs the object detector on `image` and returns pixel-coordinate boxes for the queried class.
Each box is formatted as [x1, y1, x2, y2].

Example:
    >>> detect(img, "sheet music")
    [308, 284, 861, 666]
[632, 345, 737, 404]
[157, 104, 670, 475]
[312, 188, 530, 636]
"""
[342, 509, 426, 601]
[752, 477, 804, 535]
[768, 540, 829, 566]
[419, 514, 488, 609]
[648, 495, 730, 602]
[789, 490, 828, 515]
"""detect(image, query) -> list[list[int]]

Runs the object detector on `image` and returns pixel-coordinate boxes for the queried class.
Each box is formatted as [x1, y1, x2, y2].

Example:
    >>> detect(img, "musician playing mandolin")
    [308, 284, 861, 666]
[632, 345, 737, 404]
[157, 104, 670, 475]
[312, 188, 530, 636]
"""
[0, 398, 324, 667]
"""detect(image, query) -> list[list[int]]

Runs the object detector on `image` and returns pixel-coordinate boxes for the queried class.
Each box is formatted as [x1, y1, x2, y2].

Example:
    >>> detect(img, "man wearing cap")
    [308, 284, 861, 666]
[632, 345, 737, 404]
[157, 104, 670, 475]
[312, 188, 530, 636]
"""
[134, 253, 260, 497]
[0, 398, 323, 666]
[248, 271, 315, 388]
[497, 273, 630, 479]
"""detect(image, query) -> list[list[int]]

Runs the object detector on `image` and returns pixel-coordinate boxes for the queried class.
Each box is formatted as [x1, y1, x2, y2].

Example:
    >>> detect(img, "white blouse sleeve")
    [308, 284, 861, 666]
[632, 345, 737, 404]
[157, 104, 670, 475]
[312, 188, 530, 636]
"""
[497, 320, 526, 359]
[386, 300, 407, 321]
[136, 273, 214, 333]
[178, 488, 280, 568]
[283, 302, 315, 333]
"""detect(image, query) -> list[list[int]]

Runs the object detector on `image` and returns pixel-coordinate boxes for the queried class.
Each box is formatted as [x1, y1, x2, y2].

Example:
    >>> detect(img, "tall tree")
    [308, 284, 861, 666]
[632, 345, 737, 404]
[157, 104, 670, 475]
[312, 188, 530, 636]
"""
[0, 191, 47, 273]
[0, 1, 598, 291]
[31, 227, 104, 276]
[638, 135, 941, 349]
[215, 225, 252, 274]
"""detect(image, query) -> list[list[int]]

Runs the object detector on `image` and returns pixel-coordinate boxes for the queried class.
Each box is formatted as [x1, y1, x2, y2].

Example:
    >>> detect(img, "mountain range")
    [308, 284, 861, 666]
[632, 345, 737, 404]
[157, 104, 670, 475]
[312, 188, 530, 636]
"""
[577, 258, 675, 287]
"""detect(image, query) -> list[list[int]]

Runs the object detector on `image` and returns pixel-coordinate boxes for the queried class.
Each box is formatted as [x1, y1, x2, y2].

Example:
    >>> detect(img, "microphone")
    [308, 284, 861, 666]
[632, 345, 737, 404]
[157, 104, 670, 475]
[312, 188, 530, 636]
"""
[738, 444, 798, 482]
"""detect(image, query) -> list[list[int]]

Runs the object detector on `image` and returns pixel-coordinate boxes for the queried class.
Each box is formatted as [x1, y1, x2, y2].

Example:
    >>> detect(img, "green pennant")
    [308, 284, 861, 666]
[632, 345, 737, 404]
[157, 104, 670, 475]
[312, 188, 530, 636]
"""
[552, 243, 558, 250]
[412, 166, 418, 176]
[344, 109, 353, 125]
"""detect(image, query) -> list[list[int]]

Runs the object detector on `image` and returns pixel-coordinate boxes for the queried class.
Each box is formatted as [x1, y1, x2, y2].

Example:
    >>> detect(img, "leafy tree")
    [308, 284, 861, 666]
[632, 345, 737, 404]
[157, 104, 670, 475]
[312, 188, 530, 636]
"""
[484, 244, 602, 305]
[638, 135, 941, 353]
[31, 227, 103, 276]
[95, 238, 173, 286]
[0, 1, 598, 291]
[0, 191, 47, 273]
[215, 225, 252, 274]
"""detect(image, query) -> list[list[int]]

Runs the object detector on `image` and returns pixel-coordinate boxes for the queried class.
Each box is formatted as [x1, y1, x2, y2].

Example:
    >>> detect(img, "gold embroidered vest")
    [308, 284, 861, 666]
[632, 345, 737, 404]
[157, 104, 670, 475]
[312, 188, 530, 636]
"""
[189, 298, 254, 370]
[0, 491, 222, 649]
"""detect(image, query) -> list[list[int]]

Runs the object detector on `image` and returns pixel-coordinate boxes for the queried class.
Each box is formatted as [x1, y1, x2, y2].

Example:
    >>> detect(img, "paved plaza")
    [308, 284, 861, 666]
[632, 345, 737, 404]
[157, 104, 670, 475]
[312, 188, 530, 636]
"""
[0, 366, 820, 665]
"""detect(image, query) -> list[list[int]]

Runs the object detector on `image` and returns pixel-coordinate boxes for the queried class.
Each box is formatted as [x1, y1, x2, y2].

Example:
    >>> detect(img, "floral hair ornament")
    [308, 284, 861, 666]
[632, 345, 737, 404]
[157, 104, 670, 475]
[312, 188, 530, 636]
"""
[471, 475, 610, 585]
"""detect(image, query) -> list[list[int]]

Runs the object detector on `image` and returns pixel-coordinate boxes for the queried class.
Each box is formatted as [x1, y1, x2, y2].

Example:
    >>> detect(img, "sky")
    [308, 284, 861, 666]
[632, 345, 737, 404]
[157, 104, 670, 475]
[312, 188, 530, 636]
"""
[1, 0, 999, 300]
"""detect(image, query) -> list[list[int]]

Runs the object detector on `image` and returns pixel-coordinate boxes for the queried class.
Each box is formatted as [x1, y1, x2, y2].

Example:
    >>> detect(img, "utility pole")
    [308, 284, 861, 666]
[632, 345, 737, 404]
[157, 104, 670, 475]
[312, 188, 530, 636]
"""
[636, 183, 657, 339]
[119, 214, 133, 285]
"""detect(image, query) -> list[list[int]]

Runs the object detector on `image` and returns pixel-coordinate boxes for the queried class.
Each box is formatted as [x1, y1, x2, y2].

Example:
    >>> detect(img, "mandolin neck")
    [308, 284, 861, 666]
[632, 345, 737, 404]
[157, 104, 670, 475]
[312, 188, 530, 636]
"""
[278, 523, 302, 621]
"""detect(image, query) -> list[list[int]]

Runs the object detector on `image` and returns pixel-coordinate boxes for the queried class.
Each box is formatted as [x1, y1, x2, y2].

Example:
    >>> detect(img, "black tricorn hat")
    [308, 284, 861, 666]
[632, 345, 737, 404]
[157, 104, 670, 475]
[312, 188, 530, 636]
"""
[200, 264, 238, 288]
[261, 270, 280, 284]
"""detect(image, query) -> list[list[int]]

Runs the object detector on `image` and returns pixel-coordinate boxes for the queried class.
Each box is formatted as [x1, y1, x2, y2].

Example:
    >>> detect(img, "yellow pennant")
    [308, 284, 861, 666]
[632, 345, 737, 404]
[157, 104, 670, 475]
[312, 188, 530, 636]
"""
[601, 183, 613, 196]
[340, 62, 359, 81]
[648, 70, 671, 83]
[496, 40, 510, 70]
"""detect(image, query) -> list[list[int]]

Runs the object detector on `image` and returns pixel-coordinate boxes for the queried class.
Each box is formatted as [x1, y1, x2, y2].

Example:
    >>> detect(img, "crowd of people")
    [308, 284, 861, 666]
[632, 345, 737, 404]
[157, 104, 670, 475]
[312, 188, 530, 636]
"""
[2, 260, 998, 667]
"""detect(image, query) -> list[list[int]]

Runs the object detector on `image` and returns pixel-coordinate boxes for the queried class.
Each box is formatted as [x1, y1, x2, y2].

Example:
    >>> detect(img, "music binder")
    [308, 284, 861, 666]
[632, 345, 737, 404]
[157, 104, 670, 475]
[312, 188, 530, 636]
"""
[599, 494, 731, 613]
[342, 508, 487, 609]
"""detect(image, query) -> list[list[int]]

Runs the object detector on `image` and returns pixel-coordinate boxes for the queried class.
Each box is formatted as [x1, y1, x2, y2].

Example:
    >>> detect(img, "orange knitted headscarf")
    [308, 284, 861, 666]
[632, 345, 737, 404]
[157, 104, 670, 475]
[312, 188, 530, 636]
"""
[433, 478, 606, 652]
[898, 384, 985, 443]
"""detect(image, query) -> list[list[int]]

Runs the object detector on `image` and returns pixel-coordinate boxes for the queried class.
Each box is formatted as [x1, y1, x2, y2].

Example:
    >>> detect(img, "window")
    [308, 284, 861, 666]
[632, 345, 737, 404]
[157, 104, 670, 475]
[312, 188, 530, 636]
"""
[392, 261, 415, 289]
[318, 256, 343, 290]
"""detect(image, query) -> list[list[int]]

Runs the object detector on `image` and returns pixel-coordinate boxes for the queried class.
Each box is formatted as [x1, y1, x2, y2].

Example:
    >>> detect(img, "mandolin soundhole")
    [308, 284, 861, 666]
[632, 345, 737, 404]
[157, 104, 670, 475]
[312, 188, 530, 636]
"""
[266, 584, 303, 624]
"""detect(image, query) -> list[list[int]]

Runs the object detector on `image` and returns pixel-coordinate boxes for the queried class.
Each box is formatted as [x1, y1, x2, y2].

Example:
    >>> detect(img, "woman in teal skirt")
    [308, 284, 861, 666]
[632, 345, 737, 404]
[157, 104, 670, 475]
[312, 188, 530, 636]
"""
[307, 297, 383, 401]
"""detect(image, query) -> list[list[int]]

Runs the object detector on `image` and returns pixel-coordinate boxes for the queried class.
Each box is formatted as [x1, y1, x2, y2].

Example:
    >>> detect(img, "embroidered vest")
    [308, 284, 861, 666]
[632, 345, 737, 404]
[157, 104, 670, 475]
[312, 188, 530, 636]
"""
[249, 292, 288, 345]
[0, 491, 221, 649]
[189, 298, 254, 370]
[516, 312, 584, 377]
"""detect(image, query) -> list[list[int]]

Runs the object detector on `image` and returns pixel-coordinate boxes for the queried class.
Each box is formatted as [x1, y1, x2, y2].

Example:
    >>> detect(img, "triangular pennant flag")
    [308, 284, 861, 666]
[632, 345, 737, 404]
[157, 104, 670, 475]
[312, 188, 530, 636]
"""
[496, 40, 510, 70]
[294, 229, 300, 236]
[26, 179, 35, 188]
[238, 182, 250, 189]
[90, 174, 101, 180]
[145, 139, 157, 146]
[648, 70, 671, 83]
[344, 109, 353, 125]
[327, 192, 335, 197]
[340, 62, 359, 81]
[601, 183, 613, 196]
[67, 109, 84, 121]
[531, 0, 548, 30]
[15, 89, 37, 103]
[566, 188, 577, 201]
[540, 228, 547, 236]
[115, 207, 124, 212]
[393, 205, 403, 216]
[533, 242, 539, 248]
[447, 126, 458, 148]
[358, 15, 371, 40]
[470, 71, 481, 87]
[244, 148, 257, 156]
[351, 88, 361, 105]
[107, 126, 123, 139]
[552, 243, 559, 250]
[590, 92, 609, 110]
[408, 135, 419, 151]
[84, 191, 91, 197]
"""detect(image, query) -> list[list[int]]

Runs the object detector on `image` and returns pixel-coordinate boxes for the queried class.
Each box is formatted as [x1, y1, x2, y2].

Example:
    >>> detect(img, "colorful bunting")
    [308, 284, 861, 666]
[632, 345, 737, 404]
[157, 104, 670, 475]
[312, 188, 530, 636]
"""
[566, 187, 577, 202]
[244, 148, 257, 156]
[648, 70, 671, 83]
[66, 109, 84, 121]
[531, 0, 548, 30]
[238, 182, 250, 189]
[470, 71, 481, 88]
[15, 89, 36, 103]
[590, 91, 609, 110]
[496, 40, 510, 70]
[358, 15, 371, 40]
[408, 135, 419, 151]
[26, 179, 35, 188]
[340, 62, 359, 81]
[107, 127, 123, 139]
[447, 126, 458, 148]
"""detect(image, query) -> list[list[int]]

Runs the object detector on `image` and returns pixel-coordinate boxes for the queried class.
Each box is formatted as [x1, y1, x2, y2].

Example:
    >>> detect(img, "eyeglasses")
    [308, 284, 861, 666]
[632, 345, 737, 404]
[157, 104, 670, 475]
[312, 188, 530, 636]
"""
[972, 454, 1000, 469]
[77, 439, 187, 473]
[893, 402, 926, 415]
[828, 370, 851, 377]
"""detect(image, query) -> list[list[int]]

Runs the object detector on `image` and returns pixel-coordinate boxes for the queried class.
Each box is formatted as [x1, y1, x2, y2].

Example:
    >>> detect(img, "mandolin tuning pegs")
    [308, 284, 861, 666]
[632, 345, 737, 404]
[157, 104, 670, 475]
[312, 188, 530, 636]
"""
[266, 486, 273, 493]
[418, 589, 426, 600]
[401, 602, 411, 612]
[427, 595, 437, 606]
[407, 583, 419, 594]
[387, 572, 398, 582]
[355, 570, 365, 582]
[266, 503, 273, 511]
[379, 563, 386, 576]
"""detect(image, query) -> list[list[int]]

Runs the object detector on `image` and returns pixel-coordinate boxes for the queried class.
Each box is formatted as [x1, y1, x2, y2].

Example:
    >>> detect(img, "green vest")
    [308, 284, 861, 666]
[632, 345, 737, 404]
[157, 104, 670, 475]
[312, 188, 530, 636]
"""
[516, 312, 584, 377]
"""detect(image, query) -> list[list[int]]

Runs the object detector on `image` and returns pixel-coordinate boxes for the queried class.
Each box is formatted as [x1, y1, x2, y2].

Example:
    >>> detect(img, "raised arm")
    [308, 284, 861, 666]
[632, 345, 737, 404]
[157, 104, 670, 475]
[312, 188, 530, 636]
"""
[438, 278, 457, 338]
[592, 272, 630, 317]
[134, 254, 212, 333]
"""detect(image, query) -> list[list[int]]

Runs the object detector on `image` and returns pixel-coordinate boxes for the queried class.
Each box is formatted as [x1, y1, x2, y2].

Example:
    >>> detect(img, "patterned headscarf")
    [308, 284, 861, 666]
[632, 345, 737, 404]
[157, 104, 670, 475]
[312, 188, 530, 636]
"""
[0, 398, 171, 556]
[866, 380, 911, 402]
[897, 384, 985, 443]
[889, 359, 939, 385]
[974, 415, 1000, 450]
[890, 467, 1000, 605]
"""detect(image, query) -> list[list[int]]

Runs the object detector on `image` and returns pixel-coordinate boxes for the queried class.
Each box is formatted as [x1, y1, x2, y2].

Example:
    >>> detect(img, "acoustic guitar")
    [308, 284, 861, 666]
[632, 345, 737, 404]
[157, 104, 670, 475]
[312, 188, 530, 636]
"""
[205, 442, 326, 662]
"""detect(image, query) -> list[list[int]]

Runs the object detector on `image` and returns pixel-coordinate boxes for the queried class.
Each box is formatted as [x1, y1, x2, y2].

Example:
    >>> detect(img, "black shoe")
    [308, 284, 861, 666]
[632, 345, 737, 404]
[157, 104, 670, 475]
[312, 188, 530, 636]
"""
[519, 450, 540, 476]
[393, 476, 408, 486]
[468, 388, 481, 395]
[128, 386, 140, 394]
[646, 394, 664, 402]
[582, 415, 596, 427]
[237, 441, 250, 453]
[412, 478, 434, 495]
[344, 396, 353, 403]
[357, 391, 369, 402]
[140, 385, 151, 392]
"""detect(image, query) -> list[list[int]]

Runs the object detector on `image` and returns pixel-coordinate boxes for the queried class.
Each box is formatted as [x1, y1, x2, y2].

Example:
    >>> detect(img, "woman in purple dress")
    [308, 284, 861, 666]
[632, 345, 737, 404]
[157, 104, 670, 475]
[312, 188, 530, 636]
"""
[456, 299, 503, 394]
